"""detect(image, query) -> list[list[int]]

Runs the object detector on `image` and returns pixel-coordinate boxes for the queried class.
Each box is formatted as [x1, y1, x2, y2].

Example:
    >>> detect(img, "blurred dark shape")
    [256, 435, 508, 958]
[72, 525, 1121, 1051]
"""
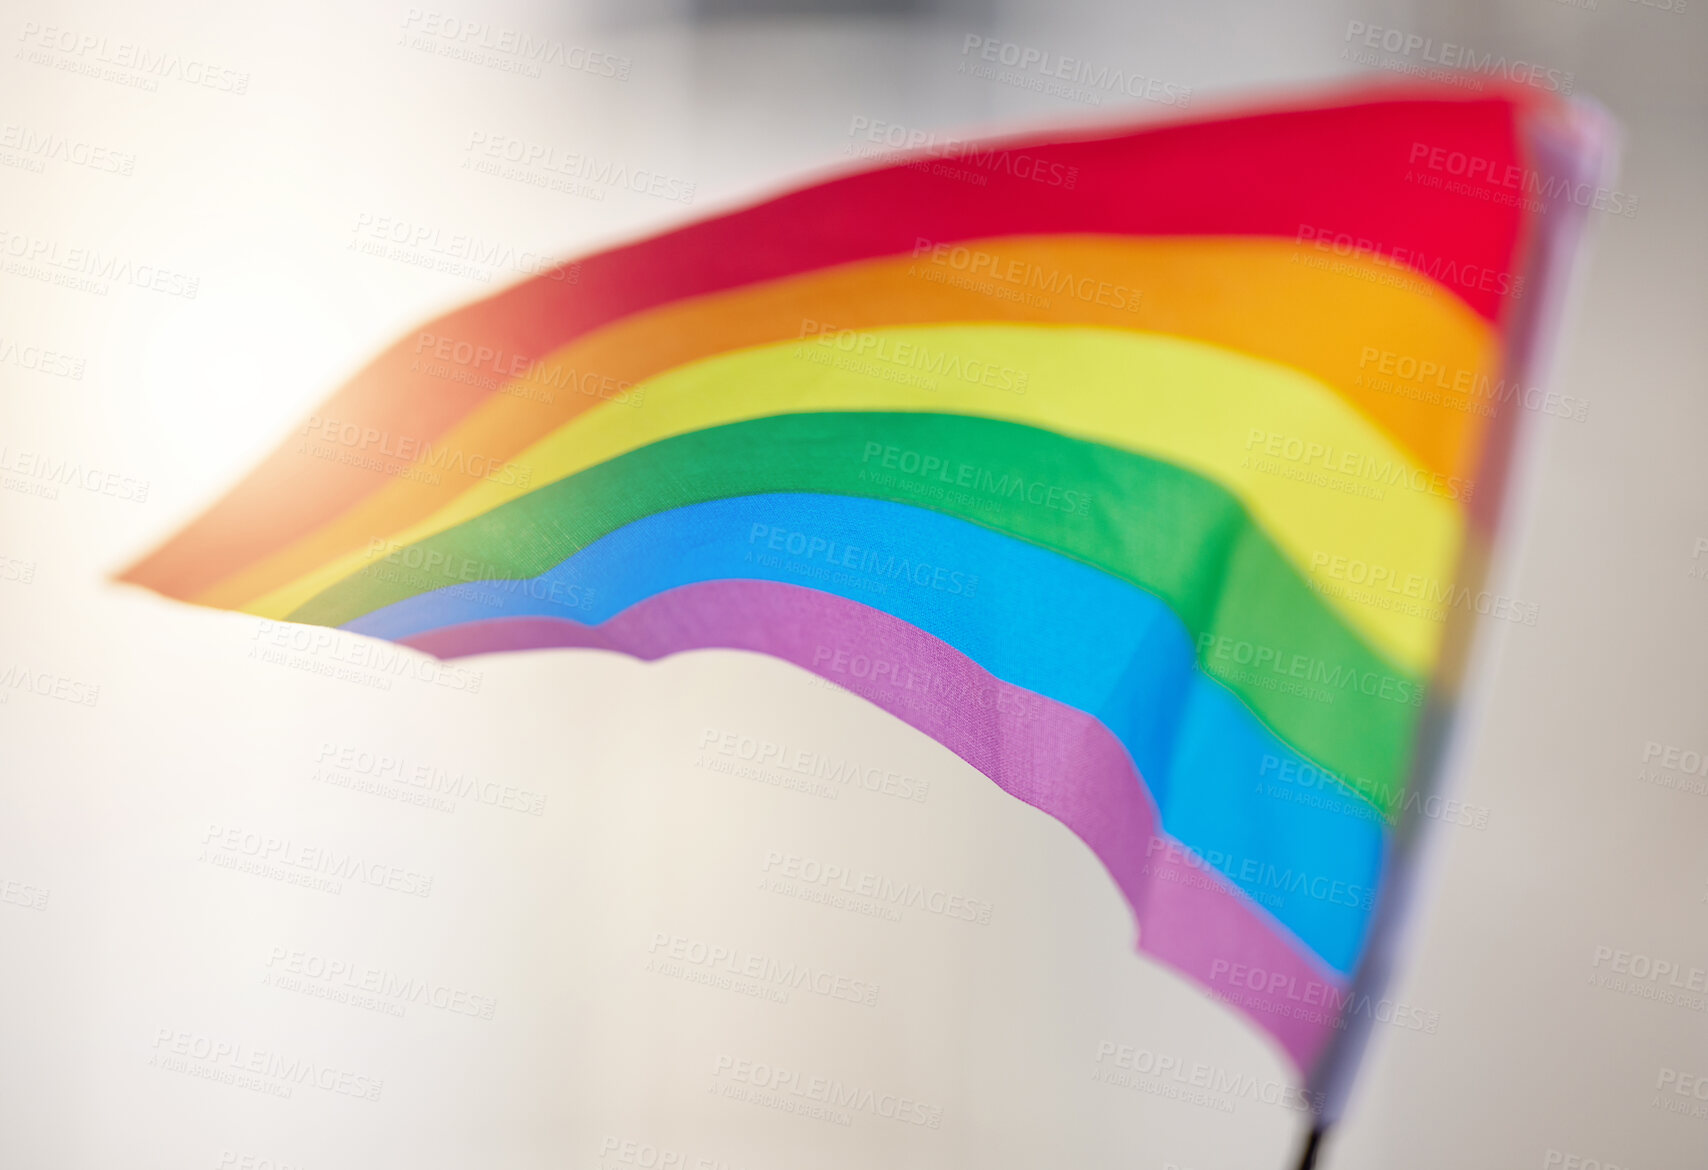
[690, 0, 996, 18]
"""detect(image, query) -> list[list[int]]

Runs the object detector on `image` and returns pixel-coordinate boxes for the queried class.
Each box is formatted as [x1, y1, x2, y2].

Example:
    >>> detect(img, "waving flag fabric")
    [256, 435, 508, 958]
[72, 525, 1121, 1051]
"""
[119, 85, 1597, 1082]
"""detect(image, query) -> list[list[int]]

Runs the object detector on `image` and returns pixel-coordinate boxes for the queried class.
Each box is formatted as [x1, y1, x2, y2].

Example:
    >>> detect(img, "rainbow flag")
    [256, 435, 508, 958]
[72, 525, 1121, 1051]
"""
[119, 85, 1599, 1090]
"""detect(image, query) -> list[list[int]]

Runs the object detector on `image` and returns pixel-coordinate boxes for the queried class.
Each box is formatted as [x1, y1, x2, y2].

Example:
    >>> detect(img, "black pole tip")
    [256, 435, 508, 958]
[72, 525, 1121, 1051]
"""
[1292, 1123, 1329, 1170]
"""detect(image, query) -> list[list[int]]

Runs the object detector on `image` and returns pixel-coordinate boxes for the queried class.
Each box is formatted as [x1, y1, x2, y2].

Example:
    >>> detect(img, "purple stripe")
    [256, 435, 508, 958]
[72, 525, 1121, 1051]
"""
[400, 579, 1343, 1072]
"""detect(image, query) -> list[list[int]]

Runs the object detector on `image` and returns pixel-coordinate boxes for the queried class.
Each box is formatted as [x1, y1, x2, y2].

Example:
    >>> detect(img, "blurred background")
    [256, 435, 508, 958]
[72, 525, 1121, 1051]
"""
[1, 1, 1705, 1167]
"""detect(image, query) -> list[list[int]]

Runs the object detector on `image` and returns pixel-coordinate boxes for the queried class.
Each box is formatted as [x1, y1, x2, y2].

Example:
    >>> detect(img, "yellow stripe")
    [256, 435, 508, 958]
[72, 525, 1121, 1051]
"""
[255, 324, 1462, 672]
[198, 236, 1497, 612]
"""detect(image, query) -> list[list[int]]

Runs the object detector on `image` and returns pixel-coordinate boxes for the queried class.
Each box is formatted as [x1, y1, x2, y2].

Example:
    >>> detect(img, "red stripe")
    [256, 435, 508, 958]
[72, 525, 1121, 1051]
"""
[123, 88, 1532, 598]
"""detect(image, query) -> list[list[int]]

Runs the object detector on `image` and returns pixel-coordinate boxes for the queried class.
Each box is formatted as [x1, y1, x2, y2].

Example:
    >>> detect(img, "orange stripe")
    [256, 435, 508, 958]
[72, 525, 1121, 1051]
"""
[196, 235, 1499, 610]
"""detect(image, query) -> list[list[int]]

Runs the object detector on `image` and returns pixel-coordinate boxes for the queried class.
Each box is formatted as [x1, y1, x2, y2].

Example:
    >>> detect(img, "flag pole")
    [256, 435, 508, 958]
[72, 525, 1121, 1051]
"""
[1296, 93, 1611, 1148]
[1291, 1123, 1329, 1170]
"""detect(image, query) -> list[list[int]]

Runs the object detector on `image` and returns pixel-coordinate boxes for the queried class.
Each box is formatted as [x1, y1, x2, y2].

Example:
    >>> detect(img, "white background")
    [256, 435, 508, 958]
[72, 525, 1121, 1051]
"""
[1, 1, 1705, 1167]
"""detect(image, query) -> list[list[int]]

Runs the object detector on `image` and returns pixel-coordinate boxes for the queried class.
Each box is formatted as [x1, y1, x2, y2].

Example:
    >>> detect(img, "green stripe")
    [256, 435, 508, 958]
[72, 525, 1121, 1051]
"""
[295, 411, 1421, 815]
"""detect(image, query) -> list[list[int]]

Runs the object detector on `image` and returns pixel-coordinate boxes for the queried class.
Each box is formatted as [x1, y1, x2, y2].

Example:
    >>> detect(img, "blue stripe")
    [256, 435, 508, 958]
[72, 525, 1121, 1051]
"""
[346, 492, 1388, 973]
